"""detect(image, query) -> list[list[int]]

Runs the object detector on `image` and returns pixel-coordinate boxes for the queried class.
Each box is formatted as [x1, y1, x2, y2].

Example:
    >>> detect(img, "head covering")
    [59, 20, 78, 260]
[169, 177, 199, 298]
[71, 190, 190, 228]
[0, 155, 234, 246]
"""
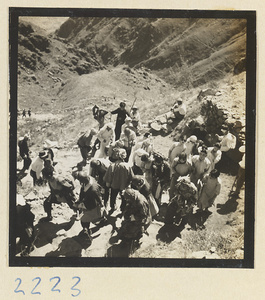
[115, 140, 124, 148]
[118, 148, 127, 160]
[188, 135, 197, 143]
[177, 98, 183, 104]
[24, 134, 30, 140]
[105, 122, 114, 130]
[125, 117, 132, 122]
[76, 171, 90, 184]
[16, 194, 26, 206]
[120, 101, 126, 108]
[90, 128, 97, 135]
[123, 188, 137, 201]
[239, 145, 245, 153]
[132, 106, 138, 110]
[39, 151, 48, 159]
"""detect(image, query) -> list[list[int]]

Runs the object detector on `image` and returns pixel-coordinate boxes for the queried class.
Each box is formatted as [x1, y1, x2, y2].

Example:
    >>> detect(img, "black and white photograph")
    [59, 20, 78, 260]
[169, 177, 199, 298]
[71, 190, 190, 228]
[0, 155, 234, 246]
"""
[9, 8, 255, 267]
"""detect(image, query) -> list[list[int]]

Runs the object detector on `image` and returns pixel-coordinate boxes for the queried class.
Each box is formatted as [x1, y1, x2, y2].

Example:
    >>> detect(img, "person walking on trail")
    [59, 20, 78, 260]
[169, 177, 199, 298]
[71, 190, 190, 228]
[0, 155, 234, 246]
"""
[120, 127, 136, 162]
[169, 153, 193, 199]
[111, 101, 131, 140]
[16, 194, 35, 256]
[18, 134, 31, 172]
[95, 123, 115, 158]
[190, 149, 211, 186]
[77, 128, 98, 165]
[131, 175, 159, 218]
[231, 145, 245, 197]
[103, 148, 134, 214]
[28, 108, 31, 117]
[73, 171, 107, 245]
[90, 157, 111, 207]
[164, 176, 197, 227]
[113, 188, 151, 247]
[197, 168, 221, 212]
[41, 165, 77, 222]
[151, 153, 171, 207]
[30, 151, 49, 186]
[206, 142, 222, 172]
[92, 105, 108, 129]
[130, 106, 141, 135]
[22, 109, 26, 118]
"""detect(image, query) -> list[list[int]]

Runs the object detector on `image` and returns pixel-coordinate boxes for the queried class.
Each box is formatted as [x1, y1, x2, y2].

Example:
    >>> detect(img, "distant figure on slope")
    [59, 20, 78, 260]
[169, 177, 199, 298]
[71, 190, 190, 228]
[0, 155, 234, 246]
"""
[77, 128, 98, 165]
[111, 101, 131, 140]
[28, 108, 31, 117]
[22, 109, 26, 118]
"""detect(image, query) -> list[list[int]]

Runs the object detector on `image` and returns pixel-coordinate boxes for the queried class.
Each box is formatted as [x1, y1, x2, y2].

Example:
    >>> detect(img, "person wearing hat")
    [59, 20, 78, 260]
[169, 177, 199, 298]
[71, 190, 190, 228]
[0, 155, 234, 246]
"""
[130, 106, 141, 135]
[41, 165, 77, 222]
[77, 128, 98, 165]
[120, 127, 136, 162]
[30, 151, 48, 186]
[18, 134, 32, 172]
[95, 122, 115, 158]
[121, 117, 134, 135]
[111, 101, 131, 140]
[72, 171, 107, 244]
[113, 188, 151, 246]
[103, 148, 134, 213]
[90, 158, 111, 206]
[171, 98, 187, 121]
[184, 135, 197, 163]
[108, 139, 125, 162]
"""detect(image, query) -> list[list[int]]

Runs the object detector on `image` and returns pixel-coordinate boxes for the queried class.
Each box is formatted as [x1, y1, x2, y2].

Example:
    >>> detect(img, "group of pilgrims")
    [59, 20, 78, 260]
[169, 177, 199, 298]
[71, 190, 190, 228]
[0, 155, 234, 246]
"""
[16, 99, 245, 257]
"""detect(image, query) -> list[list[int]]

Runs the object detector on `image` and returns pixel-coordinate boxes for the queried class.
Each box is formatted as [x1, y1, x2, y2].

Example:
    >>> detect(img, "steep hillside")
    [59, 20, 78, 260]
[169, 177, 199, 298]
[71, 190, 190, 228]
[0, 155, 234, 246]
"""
[55, 17, 246, 88]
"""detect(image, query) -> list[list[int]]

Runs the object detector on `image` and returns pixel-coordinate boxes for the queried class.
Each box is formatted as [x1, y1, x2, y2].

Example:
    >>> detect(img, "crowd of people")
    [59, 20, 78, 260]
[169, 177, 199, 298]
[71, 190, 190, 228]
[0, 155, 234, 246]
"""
[16, 99, 245, 257]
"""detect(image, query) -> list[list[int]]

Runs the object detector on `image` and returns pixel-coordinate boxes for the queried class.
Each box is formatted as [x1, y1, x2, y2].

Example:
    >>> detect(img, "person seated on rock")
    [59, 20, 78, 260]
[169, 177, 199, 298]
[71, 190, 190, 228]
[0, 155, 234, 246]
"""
[73, 171, 107, 244]
[112, 188, 151, 247]
[164, 176, 197, 227]
[16, 194, 35, 256]
[206, 142, 222, 172]
[30, 151, 49, 186]
[171, 98, 187, 121]
[77, 128, 98, 165]
[41, 165, 77, 222]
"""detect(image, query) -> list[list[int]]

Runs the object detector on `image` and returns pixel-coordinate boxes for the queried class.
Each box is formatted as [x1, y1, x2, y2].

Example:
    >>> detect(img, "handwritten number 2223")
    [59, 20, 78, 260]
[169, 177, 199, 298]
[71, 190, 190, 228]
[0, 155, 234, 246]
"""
[14, 277, 81, 296]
